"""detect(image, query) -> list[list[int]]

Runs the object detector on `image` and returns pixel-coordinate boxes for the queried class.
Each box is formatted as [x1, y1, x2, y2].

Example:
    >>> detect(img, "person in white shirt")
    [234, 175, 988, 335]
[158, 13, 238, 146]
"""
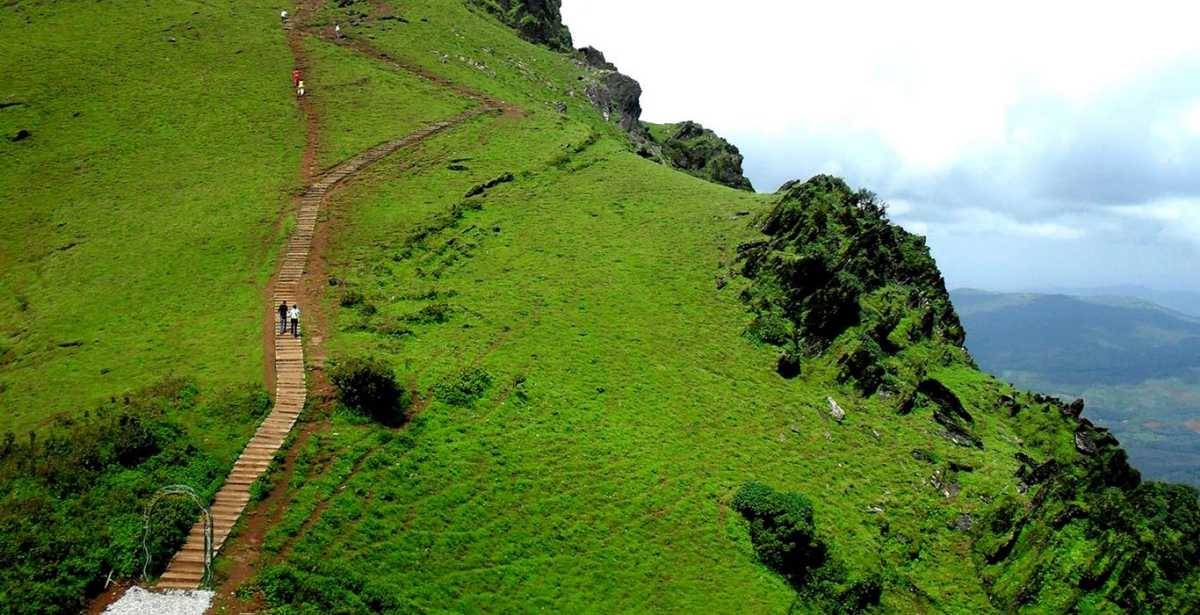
[280, 9, 289, 22]
[335, 24, 342, 39]
[289, 305, 301, 338]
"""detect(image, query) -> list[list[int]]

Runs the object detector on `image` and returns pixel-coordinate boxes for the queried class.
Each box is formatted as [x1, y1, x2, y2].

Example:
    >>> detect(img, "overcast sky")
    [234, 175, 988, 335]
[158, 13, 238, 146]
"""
[561, 1, 1200, 294]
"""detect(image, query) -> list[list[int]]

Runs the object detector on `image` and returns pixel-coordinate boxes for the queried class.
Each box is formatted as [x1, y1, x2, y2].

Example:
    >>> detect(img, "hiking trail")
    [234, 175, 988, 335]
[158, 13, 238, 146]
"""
[154, 16, 505, 591]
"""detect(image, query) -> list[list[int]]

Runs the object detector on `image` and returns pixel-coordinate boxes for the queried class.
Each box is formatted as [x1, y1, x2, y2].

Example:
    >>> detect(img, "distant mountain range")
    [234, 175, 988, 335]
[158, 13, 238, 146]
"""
[1032, 285, 1200, 318]
[953, 288, 1200, 485]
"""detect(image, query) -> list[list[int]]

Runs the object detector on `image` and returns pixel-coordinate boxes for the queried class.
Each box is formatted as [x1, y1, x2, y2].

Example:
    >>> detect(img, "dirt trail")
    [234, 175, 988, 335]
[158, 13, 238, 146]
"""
[84, 4, 511, 607]
[162, 0, 506, 602]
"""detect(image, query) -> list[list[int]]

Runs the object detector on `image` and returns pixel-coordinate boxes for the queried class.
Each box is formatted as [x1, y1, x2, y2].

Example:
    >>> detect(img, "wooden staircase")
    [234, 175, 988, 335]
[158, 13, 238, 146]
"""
[155, 108, 496, 590]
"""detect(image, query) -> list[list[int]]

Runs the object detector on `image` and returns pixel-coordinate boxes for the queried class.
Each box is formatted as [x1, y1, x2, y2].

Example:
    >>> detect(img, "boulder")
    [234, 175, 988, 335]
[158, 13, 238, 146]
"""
[1074, 430, 1098, 455]
[1065, 398, 1086, 419]
[585, 71, 645, 135]
[578, 45, 616, 70]
[826, 396, 846, 422]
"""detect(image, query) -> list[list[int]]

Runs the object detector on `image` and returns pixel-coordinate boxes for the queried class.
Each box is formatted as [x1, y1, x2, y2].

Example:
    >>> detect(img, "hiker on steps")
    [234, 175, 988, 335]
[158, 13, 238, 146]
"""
[289, 304, 301, 338]
[297, 79, 306, 97]
[292, 69, 302, 89]
[278, 301, 289, 335]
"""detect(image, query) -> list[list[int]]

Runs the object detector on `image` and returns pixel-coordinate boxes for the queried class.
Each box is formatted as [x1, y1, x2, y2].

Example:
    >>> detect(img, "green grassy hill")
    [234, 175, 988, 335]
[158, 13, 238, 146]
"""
[1, 1, 1198, 614]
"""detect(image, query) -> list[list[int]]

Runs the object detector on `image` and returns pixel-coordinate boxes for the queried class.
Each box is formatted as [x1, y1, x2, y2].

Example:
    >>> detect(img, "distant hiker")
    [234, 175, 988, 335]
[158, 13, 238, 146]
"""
[296, 80, 306, 97]
[335, 24, 342, 40]
[292, 69, 302, 87]
[289, 304, 300, 338]
[280, 9, 289, 22]
[278, 301, 289, 335]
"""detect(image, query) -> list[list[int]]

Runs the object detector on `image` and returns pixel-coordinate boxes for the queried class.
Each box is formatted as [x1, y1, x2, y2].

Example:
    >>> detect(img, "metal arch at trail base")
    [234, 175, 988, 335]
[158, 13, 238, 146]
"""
[142, 484, 213, 588]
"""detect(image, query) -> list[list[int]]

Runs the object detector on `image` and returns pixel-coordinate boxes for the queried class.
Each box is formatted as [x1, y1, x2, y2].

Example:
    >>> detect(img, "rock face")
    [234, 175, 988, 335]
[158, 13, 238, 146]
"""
[826, 396, 846, 422]
[585, 71, 646, 136]
[468, 0, 572, 51]
[650, 121, 754, 191]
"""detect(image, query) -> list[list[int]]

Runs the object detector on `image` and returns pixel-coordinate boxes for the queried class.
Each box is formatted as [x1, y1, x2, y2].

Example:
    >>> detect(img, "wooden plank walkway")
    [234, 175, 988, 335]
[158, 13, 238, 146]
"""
[156, 107, 496, 589]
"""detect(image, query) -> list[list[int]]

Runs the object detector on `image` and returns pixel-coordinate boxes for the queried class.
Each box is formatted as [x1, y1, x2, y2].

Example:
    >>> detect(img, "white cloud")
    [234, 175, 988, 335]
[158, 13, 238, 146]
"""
[1185, 104, 1200, 136]
[1109, 200, 1200, 243]
[561, 1, 1200, 291]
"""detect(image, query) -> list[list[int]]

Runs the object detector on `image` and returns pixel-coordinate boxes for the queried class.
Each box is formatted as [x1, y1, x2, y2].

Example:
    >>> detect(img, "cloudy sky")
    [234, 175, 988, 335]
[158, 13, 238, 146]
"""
[561, 1, 1200, 294]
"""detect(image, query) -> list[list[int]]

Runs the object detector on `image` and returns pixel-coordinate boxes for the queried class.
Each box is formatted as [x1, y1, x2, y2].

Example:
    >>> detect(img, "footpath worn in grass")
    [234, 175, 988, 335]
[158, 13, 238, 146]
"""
[301, 35, 476, 169]
[0, 0, 301, 433]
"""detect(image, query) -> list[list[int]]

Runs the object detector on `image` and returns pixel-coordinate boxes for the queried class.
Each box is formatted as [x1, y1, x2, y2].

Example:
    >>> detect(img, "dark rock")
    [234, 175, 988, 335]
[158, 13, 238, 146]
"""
[1074, 430, 1097, 455]
[918, 379, 973, 423]
[1026, 459, 1060, 485]
[0, 102, 24, 110]
[715, 276, 727, 290]
[776, 352, 800, 379]
[953, 513, 973, 532]
[578, 45, 616, 71]
[586, 71, 645, 135]
[464, 172, 514, 198]
[1065, 398, 1085, 419]
[10, 129, 30, 142]
[553, 101, 567, 114]
[1014, 452, 1037, 467]
[911, 448, 936, 464]
[948, 461, 975, 473]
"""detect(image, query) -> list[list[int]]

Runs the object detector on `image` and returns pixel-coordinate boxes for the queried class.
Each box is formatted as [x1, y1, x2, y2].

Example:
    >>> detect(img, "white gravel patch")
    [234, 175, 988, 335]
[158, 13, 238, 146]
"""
[102, 586, 214, 615]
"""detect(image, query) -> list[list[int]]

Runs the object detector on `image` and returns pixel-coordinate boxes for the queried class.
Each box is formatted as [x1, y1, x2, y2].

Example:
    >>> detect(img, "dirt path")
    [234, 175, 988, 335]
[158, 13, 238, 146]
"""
[161, 5, 508, 604]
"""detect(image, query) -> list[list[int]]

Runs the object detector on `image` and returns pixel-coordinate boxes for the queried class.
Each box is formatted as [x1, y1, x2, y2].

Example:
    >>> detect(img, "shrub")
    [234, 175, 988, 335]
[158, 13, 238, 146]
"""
[432, 368, 493, 406]
[329, 356, 410, 425]
[404, 303, 454, 324]
[732, 482, 826, 578]
[338, 290, 365, 308]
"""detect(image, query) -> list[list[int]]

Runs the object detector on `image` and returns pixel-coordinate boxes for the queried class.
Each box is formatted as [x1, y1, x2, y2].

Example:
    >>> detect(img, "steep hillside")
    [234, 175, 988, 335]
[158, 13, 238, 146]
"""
[953, 289, 1200, 486]
[1, 1, 1198, 614]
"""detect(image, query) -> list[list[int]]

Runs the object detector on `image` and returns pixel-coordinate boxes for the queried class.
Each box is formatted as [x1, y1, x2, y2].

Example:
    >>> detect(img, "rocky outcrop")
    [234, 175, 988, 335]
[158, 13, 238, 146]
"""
[649, 121, 754, 191]
[578, 46, 616, 71]
[468, 0, 572, 51]
[585, 70, 646, 135]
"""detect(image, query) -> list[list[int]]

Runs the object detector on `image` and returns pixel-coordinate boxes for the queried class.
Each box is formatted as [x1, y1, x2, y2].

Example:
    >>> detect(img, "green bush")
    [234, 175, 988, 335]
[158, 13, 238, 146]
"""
[329, 356, 410, 425]
[732, 481, 826, 578]
[432, 367, 493, 406]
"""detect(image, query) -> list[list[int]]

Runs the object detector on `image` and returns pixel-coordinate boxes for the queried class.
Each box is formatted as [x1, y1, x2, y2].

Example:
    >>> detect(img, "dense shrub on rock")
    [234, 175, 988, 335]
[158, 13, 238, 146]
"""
[329, 356, 410, 424]
[732, 481, 826, 578]
[738, 175, 964, 367]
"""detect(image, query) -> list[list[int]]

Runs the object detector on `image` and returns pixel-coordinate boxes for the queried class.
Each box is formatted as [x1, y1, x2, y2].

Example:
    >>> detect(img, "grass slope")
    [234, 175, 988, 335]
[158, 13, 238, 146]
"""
[0, 0, 302, 432]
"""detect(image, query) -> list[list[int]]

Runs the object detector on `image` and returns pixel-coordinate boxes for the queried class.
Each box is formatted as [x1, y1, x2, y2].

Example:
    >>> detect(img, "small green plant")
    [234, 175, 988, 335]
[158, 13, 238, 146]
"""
[433, 368, 493, 406]
[329, 356, 411, 425]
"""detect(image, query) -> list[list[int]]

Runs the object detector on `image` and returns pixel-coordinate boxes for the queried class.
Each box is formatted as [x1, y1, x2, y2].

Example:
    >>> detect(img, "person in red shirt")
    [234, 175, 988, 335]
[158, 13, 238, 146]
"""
[292, 69, 302, 88]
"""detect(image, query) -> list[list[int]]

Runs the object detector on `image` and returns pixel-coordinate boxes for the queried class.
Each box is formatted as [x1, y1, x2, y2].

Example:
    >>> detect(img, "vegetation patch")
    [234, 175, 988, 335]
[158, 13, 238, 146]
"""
[329, 356, 411, 425]
[0, 379, 265, 614]
[432, 367, 493, 406]
[733, 482, 881, 613]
